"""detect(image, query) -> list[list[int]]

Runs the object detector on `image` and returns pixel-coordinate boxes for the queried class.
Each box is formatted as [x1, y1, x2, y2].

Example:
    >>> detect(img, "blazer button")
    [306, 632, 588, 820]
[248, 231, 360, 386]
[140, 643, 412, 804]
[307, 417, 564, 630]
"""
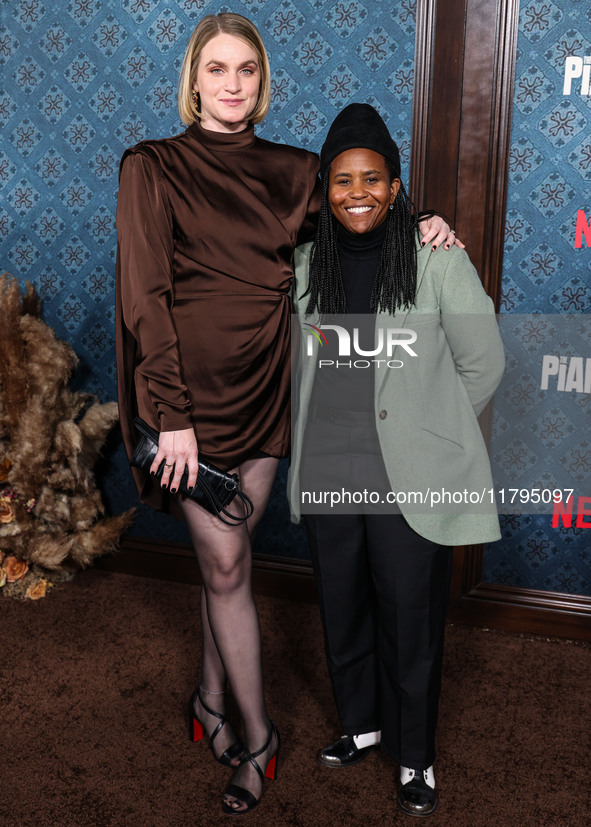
[379, 410, 387, 420]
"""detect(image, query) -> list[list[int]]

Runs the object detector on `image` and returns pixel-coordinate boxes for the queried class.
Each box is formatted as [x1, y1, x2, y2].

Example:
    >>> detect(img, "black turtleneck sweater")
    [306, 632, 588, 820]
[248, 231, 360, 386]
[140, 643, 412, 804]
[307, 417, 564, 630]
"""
[312, 220, 387, 412]
[339, 219, 386, 312]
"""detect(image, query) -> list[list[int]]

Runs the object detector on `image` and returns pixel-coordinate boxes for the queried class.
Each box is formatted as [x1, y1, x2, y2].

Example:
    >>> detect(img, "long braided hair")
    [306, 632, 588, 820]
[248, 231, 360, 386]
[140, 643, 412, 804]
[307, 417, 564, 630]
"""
[304, 160, 419, 315]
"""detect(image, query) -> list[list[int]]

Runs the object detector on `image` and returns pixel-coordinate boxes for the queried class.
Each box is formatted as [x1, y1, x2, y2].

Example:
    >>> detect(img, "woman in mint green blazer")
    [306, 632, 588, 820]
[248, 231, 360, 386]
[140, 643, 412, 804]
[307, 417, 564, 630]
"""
[288, 104, 504, 818]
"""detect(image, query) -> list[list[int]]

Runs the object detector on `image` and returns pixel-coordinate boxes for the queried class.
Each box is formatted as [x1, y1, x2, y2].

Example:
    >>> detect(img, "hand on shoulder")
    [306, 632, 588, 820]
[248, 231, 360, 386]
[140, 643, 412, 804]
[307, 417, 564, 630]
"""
[418, 215, 465, 251]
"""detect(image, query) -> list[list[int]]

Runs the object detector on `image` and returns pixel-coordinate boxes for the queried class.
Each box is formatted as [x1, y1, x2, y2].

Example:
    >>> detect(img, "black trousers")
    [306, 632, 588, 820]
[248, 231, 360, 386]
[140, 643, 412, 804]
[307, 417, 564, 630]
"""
[301, 410, 452, 770]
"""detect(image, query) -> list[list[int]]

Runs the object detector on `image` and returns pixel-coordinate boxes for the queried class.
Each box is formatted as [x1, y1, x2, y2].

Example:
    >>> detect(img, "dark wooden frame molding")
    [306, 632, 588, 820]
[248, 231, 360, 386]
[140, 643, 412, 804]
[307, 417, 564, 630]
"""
[449, 580, 591, 641]
[96, 536, 318, 604]
[409, 0, 436, 208]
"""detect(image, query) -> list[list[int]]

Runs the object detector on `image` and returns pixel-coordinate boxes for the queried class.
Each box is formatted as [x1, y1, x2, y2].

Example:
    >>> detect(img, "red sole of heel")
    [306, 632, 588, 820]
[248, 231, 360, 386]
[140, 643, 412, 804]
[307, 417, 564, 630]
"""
[265, 754, 277, 780]
[192, 718, 204, 743]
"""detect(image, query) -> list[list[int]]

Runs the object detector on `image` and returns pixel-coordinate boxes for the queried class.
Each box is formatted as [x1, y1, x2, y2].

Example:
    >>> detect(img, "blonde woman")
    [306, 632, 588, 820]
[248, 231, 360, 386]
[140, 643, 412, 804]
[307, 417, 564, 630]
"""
[116, 13, 456, 815]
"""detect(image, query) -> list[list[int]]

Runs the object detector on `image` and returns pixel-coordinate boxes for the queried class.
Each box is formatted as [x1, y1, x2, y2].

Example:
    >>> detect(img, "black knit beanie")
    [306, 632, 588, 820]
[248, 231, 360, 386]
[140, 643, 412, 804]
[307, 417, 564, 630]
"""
[319, 103, 401, 179]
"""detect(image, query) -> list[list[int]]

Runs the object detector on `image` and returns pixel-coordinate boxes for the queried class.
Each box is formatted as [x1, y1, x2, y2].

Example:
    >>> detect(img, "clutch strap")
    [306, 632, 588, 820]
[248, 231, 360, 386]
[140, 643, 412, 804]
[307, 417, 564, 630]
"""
[194, 472, 254, 526]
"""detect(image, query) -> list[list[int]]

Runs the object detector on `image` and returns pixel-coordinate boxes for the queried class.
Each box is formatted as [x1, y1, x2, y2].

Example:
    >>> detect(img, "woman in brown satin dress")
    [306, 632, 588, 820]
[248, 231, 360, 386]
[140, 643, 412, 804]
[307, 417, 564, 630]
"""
[115, 12, 457, 816]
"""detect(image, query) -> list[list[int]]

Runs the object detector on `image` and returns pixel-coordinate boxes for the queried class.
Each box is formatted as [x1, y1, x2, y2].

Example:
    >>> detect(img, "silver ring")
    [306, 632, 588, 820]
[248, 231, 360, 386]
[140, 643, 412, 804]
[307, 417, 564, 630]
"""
[449, 229, 456, 235]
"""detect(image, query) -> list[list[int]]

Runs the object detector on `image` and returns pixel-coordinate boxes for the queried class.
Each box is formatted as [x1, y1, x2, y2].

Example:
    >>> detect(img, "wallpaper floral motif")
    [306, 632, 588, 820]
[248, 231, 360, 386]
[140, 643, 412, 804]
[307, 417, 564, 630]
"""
[483, 0, 591, 595]
[3, 1, 588, 595]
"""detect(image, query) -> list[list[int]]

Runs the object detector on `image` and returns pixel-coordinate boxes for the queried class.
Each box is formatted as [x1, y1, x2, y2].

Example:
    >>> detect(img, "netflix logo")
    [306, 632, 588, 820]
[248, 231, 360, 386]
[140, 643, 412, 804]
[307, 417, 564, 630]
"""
[552, 496, 591, 529]
[575, 209, 590, 248]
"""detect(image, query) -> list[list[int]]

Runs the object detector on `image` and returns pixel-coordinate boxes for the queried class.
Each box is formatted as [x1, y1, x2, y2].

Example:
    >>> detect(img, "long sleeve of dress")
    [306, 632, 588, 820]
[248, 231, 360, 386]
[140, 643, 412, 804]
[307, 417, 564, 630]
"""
[116, 149, 192, 432]
[296, 153, 322, 245]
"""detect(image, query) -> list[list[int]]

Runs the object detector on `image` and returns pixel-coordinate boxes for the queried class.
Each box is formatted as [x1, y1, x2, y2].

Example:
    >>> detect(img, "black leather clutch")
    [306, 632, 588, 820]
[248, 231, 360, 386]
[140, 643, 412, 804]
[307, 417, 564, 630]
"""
[130, 417, 253, 526]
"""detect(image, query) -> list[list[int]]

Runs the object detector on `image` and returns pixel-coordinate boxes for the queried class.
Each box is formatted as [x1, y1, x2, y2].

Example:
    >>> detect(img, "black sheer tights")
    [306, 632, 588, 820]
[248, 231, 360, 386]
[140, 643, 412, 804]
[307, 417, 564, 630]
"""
[180, 456, 279, 806]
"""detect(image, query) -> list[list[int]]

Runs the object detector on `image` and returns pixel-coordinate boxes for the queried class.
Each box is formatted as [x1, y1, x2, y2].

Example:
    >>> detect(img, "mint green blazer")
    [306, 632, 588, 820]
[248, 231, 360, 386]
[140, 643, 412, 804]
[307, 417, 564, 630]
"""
[288, 240, 505, 547]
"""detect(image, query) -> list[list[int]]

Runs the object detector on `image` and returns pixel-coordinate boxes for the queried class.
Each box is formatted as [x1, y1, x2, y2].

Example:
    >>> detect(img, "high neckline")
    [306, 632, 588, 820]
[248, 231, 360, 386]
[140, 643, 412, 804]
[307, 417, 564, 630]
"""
[337, 219, 388, 259]
[186, 118, 256, 152]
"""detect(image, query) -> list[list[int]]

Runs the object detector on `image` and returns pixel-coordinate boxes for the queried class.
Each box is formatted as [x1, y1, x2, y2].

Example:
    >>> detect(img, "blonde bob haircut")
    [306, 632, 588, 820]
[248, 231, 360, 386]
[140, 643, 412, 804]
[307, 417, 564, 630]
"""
[178, 13, 271, 126]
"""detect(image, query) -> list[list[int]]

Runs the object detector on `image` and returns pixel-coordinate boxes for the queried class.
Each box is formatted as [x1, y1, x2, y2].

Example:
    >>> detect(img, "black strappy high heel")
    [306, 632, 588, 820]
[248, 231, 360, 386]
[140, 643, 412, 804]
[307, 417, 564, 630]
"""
[189, 686, 245, 768]
[221, 722, 280, 815]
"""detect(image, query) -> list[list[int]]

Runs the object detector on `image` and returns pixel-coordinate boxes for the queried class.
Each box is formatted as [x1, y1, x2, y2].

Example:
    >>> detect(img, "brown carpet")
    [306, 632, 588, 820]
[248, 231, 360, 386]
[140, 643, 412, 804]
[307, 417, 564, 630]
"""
[1, 570, 590, 827]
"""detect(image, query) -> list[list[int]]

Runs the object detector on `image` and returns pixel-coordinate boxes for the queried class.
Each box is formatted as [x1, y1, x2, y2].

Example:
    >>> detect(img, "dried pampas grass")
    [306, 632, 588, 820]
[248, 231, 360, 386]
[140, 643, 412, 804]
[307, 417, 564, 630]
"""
[0, 273, 134, 595]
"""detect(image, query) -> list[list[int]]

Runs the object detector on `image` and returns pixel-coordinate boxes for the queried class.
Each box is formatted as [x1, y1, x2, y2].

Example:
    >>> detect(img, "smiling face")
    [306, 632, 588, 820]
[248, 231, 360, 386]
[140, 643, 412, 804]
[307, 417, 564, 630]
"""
[328, 148, 400, 235]
[193, 33, 261, 133]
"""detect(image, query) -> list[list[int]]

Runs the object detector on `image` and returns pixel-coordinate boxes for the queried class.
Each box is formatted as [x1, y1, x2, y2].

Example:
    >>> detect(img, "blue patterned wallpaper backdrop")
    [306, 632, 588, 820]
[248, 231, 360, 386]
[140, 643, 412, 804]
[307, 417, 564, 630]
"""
[4, 1, 589, 596]
[0, 0, 417, 553]
[483, 0, 591, 595]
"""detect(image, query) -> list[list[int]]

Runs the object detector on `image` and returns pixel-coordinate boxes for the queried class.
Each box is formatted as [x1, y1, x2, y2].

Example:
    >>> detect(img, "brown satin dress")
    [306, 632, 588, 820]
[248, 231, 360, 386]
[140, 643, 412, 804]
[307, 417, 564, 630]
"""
[115, 119, 321, 513]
